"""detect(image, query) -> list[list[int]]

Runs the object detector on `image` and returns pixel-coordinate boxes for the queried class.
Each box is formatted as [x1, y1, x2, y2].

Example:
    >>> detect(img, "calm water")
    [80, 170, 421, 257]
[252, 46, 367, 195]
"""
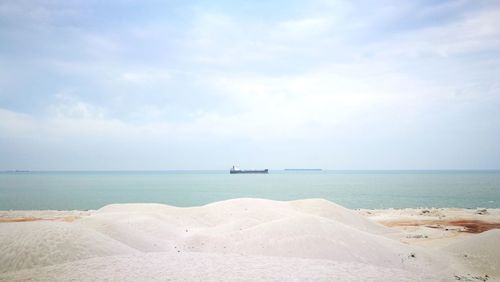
[1, 170, 500, 210]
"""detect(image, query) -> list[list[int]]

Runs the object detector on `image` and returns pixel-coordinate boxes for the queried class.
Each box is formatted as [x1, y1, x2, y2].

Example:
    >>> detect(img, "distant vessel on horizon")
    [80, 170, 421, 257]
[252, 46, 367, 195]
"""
[230, 165, 269, 174]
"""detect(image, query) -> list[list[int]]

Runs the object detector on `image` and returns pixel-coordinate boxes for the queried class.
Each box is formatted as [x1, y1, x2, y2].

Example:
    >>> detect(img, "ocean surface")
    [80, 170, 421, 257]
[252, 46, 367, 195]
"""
[1, 170, 500, 210]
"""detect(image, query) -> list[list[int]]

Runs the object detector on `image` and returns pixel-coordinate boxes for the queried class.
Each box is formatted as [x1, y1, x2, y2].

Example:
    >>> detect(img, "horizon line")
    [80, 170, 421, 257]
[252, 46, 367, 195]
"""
[2, 169, 500, 172]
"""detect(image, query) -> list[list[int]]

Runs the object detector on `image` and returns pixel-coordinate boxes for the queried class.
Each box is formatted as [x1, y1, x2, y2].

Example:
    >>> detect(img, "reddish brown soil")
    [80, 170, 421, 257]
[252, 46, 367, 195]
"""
[381, 219, 500, 233]
[448, 220, 500, 233]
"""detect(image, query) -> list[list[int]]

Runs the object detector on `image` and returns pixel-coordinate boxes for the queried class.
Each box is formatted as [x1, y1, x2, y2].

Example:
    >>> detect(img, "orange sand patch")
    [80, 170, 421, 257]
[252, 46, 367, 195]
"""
[0, 216, 80, 223]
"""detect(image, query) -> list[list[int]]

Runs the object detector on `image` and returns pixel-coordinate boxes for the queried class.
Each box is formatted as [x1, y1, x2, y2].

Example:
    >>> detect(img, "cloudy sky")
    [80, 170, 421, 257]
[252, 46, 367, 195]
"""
[0, 0, 499, 170]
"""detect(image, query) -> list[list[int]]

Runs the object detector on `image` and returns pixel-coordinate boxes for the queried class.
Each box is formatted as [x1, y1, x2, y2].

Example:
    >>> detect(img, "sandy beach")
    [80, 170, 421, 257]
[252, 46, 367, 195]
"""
[0, 199, 499, 281]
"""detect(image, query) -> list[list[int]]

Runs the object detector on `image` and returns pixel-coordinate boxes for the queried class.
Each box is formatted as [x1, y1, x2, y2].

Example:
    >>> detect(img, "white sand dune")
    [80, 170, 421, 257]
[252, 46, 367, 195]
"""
[0, 221, 137, 273]
[0, 253, 442, 282]
[442, 229, 500, 279]
[2, 198, 497, 281]
[88, 198, 436, 270]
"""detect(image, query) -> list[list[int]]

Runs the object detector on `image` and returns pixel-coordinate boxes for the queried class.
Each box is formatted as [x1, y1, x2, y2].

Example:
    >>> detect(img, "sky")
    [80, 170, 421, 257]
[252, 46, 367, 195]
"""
[0, 0, 499, 170]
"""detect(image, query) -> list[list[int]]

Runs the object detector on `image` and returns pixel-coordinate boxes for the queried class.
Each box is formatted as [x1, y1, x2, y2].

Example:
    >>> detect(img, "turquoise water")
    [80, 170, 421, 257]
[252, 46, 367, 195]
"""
[1, 170, 500, 210]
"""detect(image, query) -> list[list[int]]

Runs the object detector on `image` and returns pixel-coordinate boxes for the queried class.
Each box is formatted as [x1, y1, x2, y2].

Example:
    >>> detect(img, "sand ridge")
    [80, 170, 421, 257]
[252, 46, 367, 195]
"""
[1, 199, 499, 281]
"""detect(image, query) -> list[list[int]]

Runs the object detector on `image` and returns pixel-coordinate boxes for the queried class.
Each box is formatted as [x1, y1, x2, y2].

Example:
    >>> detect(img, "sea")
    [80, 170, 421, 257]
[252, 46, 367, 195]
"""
[1, 170, 500, 210]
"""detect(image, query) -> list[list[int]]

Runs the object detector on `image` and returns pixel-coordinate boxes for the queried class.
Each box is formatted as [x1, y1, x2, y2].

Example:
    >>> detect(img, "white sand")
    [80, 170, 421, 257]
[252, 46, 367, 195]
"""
[443, 229, 500, 279]
[0, 198, 498, 281]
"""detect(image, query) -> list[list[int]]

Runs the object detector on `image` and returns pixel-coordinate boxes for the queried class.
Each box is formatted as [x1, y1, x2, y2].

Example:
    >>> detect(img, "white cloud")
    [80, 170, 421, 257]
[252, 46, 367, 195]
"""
[368, 8, 500, 58]
[1, 0, 500, 169]
[0, 108, 36, 139]
[277, 18, 334, 38]
[119, 69, 172, 84]
[199, 70, 418, 140]
[48, 93, 106, 120]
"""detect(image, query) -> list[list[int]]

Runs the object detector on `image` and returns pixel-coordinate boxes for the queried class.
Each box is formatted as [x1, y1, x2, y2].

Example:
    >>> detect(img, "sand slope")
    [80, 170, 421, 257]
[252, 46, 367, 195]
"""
[0, 221, 137, 273]
[0, 253, 442, 282]
[443, 229, 500, 279]
[0, 198, 483, 281]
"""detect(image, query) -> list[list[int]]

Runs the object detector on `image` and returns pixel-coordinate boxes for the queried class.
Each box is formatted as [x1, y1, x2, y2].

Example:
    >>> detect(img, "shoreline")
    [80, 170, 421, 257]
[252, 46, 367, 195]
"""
[1, 199, 499, 281]
[3, 206, 499, 225]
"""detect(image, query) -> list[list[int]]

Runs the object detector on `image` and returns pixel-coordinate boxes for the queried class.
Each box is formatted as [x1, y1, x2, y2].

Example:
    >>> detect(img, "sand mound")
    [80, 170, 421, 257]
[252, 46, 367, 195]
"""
[86, 199, 445, 271]
[0, 221, 137, 273]
[288, 198, 392, 234]
[443, 229, 500, 277]
[96, 198, 390, 234]
[0, 253, 442, 282]
[183, 215, 410, 265]
[0, 198, 455, 280]
[79, 214, 181, 252]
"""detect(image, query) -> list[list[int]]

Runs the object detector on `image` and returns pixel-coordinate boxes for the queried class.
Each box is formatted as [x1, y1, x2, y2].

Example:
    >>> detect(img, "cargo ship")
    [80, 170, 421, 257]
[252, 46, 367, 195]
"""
[230, 165, 268, 174]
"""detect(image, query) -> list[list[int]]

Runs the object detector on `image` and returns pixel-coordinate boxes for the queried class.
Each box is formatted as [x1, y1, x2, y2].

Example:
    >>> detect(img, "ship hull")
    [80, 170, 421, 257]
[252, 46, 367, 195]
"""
[230, 169, 268, 174]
